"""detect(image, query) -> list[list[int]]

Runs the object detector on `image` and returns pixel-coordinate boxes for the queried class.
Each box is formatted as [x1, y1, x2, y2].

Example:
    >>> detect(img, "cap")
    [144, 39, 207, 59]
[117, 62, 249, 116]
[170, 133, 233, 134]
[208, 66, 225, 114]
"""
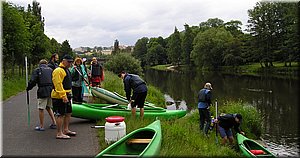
[204, 82, 213, 90]
[62, 55, 73, 62]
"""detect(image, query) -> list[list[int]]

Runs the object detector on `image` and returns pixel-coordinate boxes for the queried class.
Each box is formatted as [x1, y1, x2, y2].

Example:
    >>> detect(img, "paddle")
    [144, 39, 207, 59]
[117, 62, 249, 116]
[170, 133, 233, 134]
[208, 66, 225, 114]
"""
[73, 65, 93, 101]
[215, 99, 218, 144]
[25, 56, 30, 126]
[101, 104, 119, 109]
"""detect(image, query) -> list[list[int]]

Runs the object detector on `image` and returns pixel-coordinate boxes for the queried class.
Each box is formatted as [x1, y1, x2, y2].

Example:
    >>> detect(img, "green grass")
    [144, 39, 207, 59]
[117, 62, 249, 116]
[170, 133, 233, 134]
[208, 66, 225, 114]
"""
[96, 102, 263, 156]
[151, 64, 172, 71]
[2, 74, 26, 100]
[101, 71, 165, 107]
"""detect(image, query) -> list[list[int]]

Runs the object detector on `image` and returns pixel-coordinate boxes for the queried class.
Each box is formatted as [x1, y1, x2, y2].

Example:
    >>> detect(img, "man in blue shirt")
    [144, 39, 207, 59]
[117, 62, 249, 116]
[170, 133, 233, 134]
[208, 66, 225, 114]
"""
[118, 71, 148, 119]
[198, 82, 213, 135]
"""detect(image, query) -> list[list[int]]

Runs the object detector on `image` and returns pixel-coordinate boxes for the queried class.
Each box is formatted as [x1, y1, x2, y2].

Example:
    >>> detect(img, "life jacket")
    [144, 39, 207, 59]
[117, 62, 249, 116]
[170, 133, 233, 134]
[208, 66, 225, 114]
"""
[127, 74, 146, 89]
[91, 62, 102, 76]
[198, 89, 210, 102]
[60, 66, 72, 90]
[38, 64, 53, 87]
[72, 65, 83, 81]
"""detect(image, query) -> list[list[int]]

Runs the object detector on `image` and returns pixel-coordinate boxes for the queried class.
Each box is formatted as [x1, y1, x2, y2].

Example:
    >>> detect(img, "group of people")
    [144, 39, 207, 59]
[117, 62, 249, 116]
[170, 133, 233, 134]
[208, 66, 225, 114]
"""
[27, 54, 104, 139]
[197, 82, 245, 145]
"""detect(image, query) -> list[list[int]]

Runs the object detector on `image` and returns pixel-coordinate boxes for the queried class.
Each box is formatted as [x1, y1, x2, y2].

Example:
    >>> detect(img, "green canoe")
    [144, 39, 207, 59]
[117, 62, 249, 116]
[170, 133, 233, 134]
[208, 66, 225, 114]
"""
[71, 103, 186, 120]
[90, 87, 165, 110]
[95, 120, 162, 157]
[237, 133, 275, 157]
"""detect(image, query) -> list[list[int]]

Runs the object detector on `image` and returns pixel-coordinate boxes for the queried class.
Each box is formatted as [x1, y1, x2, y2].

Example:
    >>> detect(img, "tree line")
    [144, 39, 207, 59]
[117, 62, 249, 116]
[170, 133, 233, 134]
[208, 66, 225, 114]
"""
[2, 1, 74, 76]
[132, 2, 299, 69]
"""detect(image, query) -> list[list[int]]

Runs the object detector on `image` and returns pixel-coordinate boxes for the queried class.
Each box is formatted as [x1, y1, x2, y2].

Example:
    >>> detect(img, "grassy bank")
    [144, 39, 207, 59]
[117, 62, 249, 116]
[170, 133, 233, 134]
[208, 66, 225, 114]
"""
[151, 62, 299, 79]
[96, 73, 263, 157]
[2, 74, 26, 100]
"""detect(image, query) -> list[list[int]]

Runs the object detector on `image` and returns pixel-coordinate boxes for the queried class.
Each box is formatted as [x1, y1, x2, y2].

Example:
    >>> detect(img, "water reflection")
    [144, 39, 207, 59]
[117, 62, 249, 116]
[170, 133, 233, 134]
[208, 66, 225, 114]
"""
[144, 69, 299, 157]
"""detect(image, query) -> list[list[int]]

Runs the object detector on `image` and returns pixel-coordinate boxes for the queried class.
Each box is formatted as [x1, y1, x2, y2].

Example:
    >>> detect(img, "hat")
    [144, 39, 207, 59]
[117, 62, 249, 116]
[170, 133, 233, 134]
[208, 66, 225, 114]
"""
[204, 82, 213, 90]
[62, 55, 73, 62]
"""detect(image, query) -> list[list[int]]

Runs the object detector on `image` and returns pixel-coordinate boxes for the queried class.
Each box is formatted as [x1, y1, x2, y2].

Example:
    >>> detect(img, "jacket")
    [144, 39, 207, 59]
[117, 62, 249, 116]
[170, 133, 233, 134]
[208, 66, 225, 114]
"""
[70, 64, 87, 87]
[217, 114, 242, 133]
[197, 88, 212, 109]
[123, 73, 147, 101]
[27, 64, 53, 98]
[51, 63, 72, 99]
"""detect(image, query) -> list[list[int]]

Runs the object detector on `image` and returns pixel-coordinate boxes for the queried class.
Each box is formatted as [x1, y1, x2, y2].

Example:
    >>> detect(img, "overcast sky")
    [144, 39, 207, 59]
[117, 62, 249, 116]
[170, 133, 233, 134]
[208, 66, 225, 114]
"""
[8, 0, 259, 49]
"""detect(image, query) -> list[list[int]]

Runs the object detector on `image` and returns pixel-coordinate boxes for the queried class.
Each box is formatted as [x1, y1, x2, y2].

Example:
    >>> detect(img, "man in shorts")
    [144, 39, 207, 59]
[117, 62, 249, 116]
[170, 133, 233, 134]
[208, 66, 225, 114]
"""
[118, 71, 148, 119]
[214, 113, 245, 145]
[52, 55, 76, 139]
[27, 59, 56, 131]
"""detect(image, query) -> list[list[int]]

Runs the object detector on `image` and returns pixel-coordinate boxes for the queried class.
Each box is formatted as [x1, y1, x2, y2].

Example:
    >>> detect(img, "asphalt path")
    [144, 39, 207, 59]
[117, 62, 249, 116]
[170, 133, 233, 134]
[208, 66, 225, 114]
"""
[2, 87, 100, 157]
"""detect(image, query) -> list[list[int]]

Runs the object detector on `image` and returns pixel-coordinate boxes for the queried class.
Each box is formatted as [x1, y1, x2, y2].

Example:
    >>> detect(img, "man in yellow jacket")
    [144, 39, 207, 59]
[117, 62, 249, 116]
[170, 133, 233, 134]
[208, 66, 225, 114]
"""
[51, 55, 76, 139]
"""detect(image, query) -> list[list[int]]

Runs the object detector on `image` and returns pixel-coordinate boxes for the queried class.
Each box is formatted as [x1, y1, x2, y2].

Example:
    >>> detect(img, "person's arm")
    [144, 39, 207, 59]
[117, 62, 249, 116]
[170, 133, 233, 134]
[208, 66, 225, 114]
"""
[206, 90, 212, 106]
[27, 68, 39, 91]
[52, 68, 67, 99]
[124, 77, 131, 101]
[234, 123, 244, 134]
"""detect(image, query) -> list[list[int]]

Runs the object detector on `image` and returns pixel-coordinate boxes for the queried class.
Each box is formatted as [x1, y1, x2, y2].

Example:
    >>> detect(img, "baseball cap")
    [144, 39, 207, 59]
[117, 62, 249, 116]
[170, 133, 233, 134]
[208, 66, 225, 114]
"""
[62, 55, 73, 62]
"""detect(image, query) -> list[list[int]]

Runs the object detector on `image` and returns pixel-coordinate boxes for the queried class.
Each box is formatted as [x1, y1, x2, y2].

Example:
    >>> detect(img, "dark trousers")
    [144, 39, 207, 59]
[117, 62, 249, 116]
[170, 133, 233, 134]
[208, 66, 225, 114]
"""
[198, 108, 211, 134]
[72, 86, 83, 103]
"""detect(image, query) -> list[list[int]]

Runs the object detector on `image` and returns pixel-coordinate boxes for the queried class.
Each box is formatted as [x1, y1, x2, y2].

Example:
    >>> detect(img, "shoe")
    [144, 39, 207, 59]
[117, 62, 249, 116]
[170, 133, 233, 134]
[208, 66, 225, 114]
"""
[56, 134, 71, 139]
[35, 126, 45, 131]
[49, 124, 57, 129]
[64, 130, 76, 136]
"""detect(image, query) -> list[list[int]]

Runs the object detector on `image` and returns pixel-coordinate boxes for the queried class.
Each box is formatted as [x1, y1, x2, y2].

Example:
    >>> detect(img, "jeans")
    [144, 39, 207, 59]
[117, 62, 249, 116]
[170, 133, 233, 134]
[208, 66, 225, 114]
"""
[198, 108, 211, 135]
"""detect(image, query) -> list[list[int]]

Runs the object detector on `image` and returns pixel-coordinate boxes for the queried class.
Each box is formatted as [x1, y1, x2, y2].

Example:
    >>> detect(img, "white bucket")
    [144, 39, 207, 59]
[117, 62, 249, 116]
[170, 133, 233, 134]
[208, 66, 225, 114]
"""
[104, 120, 126, 144]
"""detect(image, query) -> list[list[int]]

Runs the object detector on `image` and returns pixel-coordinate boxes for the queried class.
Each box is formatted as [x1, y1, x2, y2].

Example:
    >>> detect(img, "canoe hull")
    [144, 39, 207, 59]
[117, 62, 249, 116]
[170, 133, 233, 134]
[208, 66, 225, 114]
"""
[90, 87, 165, 110]
[95, 120, 162, 157]
[71, 103, 186, 120]
[237, 133, 275, 157]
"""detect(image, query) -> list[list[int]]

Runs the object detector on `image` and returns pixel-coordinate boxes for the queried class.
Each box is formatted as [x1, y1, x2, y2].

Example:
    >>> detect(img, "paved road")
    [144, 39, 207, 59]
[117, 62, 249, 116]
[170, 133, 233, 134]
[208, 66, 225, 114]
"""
[2, 87, 100, 157]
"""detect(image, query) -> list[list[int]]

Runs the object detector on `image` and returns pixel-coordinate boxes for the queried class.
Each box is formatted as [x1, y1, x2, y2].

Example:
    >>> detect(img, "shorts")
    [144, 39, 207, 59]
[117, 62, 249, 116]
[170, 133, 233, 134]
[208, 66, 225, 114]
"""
[37, 98, 52, 109]
[52, 97, 72, 116]
[218, 125, 233, 138]
[131, 91, 147, 108]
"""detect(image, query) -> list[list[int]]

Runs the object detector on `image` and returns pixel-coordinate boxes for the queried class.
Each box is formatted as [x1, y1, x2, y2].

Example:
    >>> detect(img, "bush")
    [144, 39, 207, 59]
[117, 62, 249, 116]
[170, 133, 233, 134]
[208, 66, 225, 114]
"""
[104, 53, 143, 75]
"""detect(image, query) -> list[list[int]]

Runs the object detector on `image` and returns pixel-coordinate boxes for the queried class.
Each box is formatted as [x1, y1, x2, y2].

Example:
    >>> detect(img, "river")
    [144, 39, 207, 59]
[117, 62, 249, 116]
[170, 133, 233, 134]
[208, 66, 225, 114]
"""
[144, 69, 299, 157]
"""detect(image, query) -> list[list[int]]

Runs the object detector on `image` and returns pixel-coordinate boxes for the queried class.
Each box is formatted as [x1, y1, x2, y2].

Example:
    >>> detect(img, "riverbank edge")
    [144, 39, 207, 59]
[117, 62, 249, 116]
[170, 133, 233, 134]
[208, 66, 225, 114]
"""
[151, 62, 299, 80]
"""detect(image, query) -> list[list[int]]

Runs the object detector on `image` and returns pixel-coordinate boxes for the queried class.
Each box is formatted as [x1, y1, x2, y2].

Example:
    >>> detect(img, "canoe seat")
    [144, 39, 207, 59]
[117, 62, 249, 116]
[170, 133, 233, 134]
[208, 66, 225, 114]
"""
[127, 138, 151, 144]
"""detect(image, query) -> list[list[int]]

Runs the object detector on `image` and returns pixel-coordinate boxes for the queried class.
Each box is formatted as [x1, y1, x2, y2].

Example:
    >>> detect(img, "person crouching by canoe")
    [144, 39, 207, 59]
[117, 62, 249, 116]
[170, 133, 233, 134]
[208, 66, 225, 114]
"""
[118, 71, 148, 119]
[26, 59, 57, 131]
[198, 82, 213, 136]
[70, 57, 88, 104]
[214, 113, 245, 145]
[51, 55, 76, 139]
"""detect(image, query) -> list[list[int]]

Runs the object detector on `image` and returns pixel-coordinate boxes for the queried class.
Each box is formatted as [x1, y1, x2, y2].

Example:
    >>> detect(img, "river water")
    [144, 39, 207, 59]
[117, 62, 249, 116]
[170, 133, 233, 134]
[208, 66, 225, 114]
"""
[144, 69, 299, 157]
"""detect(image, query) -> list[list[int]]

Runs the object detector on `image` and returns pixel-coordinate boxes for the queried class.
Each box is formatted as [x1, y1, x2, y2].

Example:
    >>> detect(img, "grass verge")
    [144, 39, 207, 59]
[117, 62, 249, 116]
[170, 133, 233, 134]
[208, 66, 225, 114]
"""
[2, 75, 26, 100]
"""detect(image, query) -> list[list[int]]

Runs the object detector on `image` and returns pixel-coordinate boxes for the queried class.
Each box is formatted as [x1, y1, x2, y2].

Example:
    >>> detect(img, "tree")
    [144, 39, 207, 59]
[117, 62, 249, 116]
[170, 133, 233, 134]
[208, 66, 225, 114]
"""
[191, 27, 234, 69]
[105, 53, 143, 75]
[181, 24, 194, 65]
[2, 2, 30, 75]
[112, 39, 120, 55]
[132, 37, 149, 67]
[61, 40, 73, 57]
[167, 27, 182, 65]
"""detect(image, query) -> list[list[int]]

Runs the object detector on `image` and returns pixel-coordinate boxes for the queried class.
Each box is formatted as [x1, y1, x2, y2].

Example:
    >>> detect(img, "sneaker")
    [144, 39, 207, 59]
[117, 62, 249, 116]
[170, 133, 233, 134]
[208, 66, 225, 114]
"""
[35, 126, 45, 131]
[49, 124, 57, 129]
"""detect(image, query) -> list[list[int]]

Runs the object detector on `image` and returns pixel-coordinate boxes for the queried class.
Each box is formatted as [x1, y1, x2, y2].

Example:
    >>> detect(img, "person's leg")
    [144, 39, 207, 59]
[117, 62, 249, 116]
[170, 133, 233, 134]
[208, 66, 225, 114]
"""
[204, 110, 211, 135]
[63, 100, 76, 136]
[78, 86, 83, 102]
[38, 109, 44, 128]
[46, 98, 56, 126]
[218, 125, 228, 145]
[226, 129, 234, 145]
[131, 107, 136, 118]
[140, 108, 144, 119]
[199, 109, 205, 131]
[53, 98, 70, 138]
[222, 136, 228, 145]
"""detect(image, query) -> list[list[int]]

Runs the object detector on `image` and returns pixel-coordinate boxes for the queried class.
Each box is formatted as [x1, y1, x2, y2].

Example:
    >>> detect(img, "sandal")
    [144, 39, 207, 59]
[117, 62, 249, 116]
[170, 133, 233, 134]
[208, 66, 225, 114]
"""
[35, 126, 45, 131]
[49, 124, 57, 129]
[56, 134, 71, 139]
[64, 130, 77, 136]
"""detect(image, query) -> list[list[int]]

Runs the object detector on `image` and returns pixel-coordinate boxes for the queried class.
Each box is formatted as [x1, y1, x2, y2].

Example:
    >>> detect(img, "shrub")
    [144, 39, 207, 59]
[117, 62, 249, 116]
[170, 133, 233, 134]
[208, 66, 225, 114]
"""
[104, 53, 143, 75]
